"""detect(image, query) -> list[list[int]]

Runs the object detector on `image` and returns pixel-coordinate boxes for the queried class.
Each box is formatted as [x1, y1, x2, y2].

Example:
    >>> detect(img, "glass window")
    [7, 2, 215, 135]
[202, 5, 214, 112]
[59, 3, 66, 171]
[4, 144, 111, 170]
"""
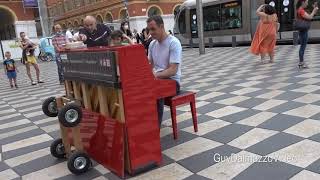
[96, 15, 103, 23]
[307, 0, 320, 20]
[64, 1, 68, 12]
[148, 6, 162, 17]
[120, 9, 127, 20]
[177, 9, 186, 34]
[59, 3, 64, 15]
[204, 5, 220, 31]
[221, 1, 242, 29]
[106, 13, 113, 23]
[74, 0, 81, 7]
[74, 21, 79, 28]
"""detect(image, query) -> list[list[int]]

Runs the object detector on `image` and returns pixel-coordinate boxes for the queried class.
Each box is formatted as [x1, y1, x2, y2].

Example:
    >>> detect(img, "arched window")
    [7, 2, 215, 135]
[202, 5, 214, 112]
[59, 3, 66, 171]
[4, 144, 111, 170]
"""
[148, 6, 162, 17]
[105, 13, 113, 23]
[0, 6, 16, 40]
[74, 21, 79, 28]
[62, 24, 67, 30]
[119, 9, 127, 20]
[67, 22, 73, 29]
[96, 15, 103, 23]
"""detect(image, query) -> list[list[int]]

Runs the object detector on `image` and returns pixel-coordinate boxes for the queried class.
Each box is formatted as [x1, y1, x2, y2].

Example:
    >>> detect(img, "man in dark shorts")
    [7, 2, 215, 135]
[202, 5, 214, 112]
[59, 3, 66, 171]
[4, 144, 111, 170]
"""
[77, 16, 112, 47]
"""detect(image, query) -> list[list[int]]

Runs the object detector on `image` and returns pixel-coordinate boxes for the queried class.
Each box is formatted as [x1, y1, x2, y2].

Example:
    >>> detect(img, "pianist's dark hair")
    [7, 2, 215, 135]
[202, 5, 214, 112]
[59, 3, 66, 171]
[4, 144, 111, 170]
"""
[147, 15, 164, 27]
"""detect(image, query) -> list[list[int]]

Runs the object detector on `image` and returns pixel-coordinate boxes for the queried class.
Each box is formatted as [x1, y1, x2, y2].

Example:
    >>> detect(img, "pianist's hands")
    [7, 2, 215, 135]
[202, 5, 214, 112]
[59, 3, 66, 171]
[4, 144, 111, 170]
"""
[153, 69, 158, 78]
[78, 34, 87, 42]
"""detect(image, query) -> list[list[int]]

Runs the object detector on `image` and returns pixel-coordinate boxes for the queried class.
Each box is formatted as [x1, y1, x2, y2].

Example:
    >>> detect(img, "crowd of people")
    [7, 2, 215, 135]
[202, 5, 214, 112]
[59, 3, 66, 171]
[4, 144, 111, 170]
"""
[3, 15, 176, 88]
[2, 15, 183, 126]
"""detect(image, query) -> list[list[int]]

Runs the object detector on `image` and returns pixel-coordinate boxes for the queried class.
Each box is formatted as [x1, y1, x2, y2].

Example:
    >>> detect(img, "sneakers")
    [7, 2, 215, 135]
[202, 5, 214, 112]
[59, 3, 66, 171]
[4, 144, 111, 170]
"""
[31, 80, 44, 86]
[298, 62, 308, 69]
[15, 84, 18, 88]
[10, 85, 13, 88]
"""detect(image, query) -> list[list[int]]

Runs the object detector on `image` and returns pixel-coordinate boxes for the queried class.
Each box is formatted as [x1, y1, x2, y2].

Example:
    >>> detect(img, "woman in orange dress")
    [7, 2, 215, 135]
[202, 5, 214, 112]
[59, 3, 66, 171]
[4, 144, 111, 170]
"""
[250, 4, 278, 63]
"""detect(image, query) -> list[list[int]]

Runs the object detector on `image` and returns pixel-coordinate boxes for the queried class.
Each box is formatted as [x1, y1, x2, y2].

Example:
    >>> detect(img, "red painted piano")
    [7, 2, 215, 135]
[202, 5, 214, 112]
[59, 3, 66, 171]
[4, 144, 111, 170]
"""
[45, 44, 177, 177]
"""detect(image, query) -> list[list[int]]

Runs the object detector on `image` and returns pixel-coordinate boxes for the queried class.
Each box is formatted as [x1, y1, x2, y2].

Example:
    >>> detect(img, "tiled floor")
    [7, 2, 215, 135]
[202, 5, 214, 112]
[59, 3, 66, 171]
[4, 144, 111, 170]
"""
[1, 45, 320, 179]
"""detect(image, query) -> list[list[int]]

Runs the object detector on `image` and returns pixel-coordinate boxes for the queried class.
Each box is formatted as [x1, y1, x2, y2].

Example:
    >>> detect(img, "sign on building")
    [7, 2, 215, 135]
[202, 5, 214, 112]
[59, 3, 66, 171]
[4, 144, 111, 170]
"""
[23, 0, 38, 8]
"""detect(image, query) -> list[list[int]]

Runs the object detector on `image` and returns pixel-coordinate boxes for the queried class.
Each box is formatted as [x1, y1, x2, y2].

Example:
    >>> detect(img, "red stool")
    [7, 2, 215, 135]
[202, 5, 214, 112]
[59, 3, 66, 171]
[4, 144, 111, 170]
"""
[164, 91, 198, 140]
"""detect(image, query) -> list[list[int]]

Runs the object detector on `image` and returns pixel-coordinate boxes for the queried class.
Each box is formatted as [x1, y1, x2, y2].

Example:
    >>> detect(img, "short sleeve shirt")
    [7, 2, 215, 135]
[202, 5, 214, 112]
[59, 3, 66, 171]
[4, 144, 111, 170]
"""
[298, 7, 306, 19]
[66, 31, 73, 42]
[52, 34, 67, 52]
[148, 35, 182, 84]
[79, 24, 112, 47]
[3, 59, 15, 72]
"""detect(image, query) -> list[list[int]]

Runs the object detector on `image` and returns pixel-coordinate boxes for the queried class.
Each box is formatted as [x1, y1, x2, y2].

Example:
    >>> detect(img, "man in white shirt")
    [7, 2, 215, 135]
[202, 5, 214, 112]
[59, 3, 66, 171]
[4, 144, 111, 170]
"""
[65, 28, 73, 42]
[147, 15, 182, 126]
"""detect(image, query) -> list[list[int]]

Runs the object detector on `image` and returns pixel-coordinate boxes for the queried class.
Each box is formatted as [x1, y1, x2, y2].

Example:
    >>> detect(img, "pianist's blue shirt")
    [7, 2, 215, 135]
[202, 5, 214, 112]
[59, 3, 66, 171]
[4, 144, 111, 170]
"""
[148, 35, 182, 84]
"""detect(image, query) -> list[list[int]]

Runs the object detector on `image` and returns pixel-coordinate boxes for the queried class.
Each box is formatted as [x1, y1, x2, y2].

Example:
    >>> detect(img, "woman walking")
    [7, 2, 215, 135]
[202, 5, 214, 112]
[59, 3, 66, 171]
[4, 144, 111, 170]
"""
[250, 4, 278, 63]
[296, 0, 318, 69]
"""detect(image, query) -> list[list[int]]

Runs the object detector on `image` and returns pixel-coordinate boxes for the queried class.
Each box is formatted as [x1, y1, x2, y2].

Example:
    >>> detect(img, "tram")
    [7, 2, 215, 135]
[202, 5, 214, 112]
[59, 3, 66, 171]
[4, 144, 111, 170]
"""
[174, 0, 320, 46]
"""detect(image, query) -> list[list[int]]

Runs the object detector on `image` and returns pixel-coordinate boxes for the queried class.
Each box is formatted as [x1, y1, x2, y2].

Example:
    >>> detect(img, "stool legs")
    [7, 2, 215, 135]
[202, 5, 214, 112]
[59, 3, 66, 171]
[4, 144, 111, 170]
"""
[170, 106, 178, 140]
[190, 100, 198, 132]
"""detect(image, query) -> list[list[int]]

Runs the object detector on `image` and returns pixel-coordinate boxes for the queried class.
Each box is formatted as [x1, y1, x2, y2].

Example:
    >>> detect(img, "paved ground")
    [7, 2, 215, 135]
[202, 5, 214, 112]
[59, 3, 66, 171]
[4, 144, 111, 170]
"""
[1, 45, 320, 179]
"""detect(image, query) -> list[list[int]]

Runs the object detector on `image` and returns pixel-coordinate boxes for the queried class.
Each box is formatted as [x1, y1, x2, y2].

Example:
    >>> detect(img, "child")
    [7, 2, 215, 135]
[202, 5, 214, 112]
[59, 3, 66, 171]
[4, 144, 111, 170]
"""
[110, 30, 134, 46]
[3, 51, 18, 88]
[21, 37, 36, 56]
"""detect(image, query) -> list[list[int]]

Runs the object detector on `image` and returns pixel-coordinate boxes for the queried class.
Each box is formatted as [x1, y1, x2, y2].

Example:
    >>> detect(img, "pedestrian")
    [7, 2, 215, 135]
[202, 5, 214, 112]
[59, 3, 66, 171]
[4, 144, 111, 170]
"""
[147, 15, 182, 126]
[66, 28, 74, 42]
[142, 28, 153, 55]
[77, 16, 112, 47]
[110, 30, 134, 46]
[3, 51, 18, 88]
[73, 26, 83, 41]
[296, 0, 319, 69]
[120, 21, 133, 38]
[52, 24, 67, 84]
[132, 29, 139, 43]
[19, 32, 44, 85]
[250, 4, 278, 63]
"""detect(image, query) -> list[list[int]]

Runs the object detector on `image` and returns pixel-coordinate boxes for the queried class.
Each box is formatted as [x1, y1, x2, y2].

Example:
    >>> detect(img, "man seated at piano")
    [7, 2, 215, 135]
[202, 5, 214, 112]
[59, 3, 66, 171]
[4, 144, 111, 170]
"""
[147, 15, 182, 126]
[77, 16, 112, 47]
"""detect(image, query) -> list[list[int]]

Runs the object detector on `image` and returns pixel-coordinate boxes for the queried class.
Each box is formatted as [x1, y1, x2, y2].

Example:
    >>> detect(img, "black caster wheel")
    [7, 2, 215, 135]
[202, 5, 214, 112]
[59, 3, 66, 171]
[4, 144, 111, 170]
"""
[50, 138, 66, 159]
[58, 103, 82, 127]
[67, 152, 91, 175]
[42, 97, 58, 117]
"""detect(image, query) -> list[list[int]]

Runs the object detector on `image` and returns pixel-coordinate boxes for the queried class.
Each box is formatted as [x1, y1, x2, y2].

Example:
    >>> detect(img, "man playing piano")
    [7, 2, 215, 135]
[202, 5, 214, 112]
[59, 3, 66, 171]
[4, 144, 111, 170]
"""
[147, 15, 183, 126]
[77, 16, 112, 47]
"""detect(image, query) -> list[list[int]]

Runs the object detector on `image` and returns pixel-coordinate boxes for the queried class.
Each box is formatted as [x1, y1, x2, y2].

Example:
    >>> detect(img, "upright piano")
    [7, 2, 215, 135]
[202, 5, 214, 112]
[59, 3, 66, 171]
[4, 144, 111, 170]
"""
[58, 44, 177, 177]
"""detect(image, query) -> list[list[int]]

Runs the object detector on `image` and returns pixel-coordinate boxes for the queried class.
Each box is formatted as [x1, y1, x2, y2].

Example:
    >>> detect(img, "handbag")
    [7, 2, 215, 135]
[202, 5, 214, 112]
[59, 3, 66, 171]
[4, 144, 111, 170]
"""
[294, 18, 311, 31]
